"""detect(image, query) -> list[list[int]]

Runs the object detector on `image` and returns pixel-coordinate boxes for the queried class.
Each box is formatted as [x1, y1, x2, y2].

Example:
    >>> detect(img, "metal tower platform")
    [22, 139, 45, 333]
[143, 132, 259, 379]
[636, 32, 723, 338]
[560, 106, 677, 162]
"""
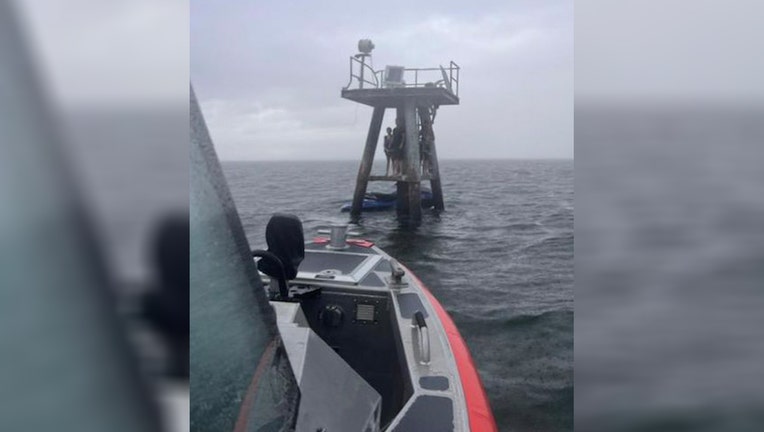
[341, 42, 460, 223]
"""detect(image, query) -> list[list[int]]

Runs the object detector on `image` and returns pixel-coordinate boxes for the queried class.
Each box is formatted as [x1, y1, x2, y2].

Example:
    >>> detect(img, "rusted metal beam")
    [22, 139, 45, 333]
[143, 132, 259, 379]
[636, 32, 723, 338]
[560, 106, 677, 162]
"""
[399, 101, 422, 222]
[368, 174, 434, 181]
[429, 143, 445, 211]
[395, 180, 408, 220]
[407, 181, 422, 223]
[418, 105, 445, 211]
[350, 106, 385, 218]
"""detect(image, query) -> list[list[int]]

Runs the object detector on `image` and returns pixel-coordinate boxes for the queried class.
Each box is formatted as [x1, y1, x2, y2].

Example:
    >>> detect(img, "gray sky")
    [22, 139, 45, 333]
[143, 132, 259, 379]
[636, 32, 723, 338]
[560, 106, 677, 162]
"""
[576, 0, 764, 104]
[17, 1, 763, 142]
[191, 0, 573, 160]
[17, 0, 188, 106]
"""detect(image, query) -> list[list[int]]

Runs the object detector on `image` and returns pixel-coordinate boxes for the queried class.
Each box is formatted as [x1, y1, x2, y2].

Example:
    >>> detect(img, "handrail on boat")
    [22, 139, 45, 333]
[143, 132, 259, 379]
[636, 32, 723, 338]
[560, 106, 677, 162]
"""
[413, 310, 430, 364]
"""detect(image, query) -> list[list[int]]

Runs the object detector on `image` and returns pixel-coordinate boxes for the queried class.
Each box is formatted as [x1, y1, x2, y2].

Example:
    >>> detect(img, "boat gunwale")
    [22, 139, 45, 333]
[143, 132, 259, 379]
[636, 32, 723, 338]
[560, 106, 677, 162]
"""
[402, 264, 498, 432]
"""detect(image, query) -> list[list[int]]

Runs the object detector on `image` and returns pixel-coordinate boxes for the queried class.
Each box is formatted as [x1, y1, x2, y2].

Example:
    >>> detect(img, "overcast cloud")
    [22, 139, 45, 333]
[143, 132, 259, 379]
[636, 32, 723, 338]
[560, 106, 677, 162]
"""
[191, 0, 573, 160]
[576, 0, 764, 104]
[18, 0, 188, 106]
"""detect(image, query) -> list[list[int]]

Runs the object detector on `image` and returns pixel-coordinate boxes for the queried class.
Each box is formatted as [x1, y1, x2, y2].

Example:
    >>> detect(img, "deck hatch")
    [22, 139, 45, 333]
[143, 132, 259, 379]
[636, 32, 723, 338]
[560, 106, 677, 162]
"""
[300, 251, 367, 274]
[296, 250, 382, 284]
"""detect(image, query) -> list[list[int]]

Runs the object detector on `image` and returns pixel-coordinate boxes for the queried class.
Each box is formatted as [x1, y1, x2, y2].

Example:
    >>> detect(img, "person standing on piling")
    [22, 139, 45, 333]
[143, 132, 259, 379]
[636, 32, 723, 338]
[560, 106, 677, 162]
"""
[383, 127, 394, 176]
[391, 117, 406, 175]
[419, 116, 434, 176]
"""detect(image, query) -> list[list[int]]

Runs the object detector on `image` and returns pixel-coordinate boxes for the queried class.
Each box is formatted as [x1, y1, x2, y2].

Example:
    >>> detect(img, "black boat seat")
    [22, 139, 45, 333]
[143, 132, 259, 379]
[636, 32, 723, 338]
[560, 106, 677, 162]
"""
[143, 212, 190, 378]
[252, 214, 305, 299]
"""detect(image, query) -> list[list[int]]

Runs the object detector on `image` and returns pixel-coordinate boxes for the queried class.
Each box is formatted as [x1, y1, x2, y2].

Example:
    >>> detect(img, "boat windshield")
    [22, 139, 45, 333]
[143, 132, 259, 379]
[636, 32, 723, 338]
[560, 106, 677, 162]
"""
[190, 87, 299, 430]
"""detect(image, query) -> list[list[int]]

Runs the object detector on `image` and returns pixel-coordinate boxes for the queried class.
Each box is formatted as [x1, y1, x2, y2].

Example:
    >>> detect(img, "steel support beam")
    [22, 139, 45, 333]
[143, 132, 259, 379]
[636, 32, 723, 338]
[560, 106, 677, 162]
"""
[350, 106, 385, 218]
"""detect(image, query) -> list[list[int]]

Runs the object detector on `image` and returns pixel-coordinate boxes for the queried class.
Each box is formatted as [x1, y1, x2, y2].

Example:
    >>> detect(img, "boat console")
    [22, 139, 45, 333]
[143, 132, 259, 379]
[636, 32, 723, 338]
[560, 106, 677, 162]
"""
[258, 221, 414, 428]
[295, 244, 413, 427]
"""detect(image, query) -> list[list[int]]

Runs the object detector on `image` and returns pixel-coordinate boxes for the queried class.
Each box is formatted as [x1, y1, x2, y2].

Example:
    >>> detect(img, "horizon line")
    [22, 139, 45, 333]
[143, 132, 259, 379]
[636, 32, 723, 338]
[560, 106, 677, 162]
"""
[220, 157, 574, 163]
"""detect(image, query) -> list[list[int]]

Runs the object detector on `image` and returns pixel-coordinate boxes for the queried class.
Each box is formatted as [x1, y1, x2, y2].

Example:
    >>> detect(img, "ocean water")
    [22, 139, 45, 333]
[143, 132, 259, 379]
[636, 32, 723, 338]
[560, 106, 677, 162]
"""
[575, 106, 764, 431]
[222, 159, 574, 432]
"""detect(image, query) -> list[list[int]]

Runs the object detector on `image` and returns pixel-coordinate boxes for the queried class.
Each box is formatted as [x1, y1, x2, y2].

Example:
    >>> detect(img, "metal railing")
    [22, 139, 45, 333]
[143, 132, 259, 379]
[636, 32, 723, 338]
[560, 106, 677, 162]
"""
[344, 57, 460, 98]
[345, 55, 380, 90]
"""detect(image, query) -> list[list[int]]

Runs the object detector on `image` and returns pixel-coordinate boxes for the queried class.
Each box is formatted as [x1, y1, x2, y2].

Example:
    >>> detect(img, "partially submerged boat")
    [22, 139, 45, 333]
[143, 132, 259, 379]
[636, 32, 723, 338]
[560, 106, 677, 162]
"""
[190, 88, 497, 431]
[340, 190, 434, 212]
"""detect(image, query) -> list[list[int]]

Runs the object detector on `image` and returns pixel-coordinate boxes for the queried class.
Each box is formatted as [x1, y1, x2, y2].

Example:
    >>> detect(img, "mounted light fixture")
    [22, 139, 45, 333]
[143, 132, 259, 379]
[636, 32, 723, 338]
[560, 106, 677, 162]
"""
[357, 39, 375, 54]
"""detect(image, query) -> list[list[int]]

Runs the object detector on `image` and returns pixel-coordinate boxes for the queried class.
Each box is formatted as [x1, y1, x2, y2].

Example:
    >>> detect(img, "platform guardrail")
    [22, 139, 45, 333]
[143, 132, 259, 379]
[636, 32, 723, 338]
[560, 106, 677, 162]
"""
[345, 57, 460, 98]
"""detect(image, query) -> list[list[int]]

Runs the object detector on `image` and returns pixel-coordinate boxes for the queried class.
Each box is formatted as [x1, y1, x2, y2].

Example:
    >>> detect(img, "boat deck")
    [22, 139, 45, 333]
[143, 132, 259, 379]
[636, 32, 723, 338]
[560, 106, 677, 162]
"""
[266, 240, 473, 431]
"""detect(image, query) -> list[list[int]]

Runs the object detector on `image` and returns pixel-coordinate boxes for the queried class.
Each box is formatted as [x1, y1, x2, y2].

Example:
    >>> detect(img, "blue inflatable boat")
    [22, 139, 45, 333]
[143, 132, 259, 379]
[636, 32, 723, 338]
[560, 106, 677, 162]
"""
[340, 190, 434, 212]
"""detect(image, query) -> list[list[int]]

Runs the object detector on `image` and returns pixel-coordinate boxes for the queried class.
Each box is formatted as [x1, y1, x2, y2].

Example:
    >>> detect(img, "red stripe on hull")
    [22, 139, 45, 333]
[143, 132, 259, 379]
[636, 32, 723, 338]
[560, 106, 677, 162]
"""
[405, 268, 498, 432]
